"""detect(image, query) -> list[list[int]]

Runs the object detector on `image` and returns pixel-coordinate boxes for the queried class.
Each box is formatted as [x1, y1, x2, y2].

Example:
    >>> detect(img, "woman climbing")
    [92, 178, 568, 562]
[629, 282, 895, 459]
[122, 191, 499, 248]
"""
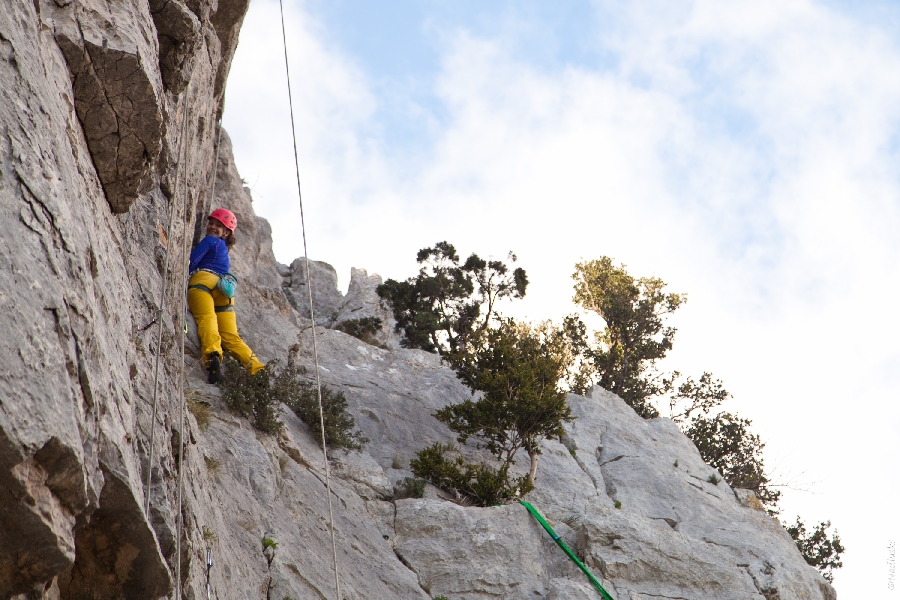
[188, 208, 265, 383]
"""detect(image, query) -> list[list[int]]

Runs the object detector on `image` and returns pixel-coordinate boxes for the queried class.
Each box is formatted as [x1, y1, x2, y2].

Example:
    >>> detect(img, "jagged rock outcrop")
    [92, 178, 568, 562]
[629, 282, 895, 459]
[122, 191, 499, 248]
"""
[280, 258, 345, 325]
[51, 0, 168, 213]
[150, 0, 202, 94]
[1, 1, 838, 598]
[279, 257, 398, 345]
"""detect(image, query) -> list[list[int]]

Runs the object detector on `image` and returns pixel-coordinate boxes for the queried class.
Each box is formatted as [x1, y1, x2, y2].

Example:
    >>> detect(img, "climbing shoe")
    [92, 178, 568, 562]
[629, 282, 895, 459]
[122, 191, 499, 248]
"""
[207, 353, 221, 384]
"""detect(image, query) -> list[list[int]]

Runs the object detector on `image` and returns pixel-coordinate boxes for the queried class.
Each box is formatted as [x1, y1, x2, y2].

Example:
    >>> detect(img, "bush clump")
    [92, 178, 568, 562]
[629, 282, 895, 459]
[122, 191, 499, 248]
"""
[335, 317, 384, 346]
[786, 517, 845, 583]
[393, 477, 426, 500]
[220, 357, 367, 449]
[410, 442, 533, 506]
[285, 374, 368, 450]
[220, 356, 283, 435]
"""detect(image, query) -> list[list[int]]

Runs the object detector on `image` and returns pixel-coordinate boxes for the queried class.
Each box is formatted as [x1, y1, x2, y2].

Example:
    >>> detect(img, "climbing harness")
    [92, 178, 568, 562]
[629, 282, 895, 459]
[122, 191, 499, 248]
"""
[144, 97, 193, 517]
[187, 270, 238, 299]
[278, 1, 342, 597]
[519, 502, 616, 600]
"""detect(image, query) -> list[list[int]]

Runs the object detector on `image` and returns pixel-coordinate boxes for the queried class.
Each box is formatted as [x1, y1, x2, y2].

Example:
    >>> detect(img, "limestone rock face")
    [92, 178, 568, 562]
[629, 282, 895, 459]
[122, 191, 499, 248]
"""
[278, 258, 399, 348]
[51, 0, 168, 213]
[282, 329, 836, 599]
[393, 501, 551, 599]
[565, 388, 836, 600]
[333, 267, 400, 348]
[280, 257, 345, 325]
[150, 0, 202, 93]
[0, 0, 248, 596]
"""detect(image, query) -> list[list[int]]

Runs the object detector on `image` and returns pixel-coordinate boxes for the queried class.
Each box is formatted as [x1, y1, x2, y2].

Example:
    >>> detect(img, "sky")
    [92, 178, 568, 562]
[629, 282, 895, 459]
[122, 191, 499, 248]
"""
[222, 0, 900, 594]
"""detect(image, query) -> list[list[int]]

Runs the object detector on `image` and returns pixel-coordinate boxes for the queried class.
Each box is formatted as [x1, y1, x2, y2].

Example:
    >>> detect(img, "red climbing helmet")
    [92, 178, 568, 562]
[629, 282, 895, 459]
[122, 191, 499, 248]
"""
[208, 208, 237, 232]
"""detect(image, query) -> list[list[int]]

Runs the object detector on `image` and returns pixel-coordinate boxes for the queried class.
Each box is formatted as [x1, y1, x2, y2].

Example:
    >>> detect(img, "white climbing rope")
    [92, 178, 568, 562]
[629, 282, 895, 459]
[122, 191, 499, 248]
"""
[203, 111, 224, 224]
[139, 78, 202, 599]
[145, 97, 193, 517]
[175, 95, 226, 600]
[173, 147, 197, 600]
[278, 2, 343, 598]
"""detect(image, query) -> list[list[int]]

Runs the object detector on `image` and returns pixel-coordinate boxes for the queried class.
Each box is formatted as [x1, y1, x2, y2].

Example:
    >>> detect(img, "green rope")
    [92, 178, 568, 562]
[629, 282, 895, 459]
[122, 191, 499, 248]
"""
[519, 501, 615, 600]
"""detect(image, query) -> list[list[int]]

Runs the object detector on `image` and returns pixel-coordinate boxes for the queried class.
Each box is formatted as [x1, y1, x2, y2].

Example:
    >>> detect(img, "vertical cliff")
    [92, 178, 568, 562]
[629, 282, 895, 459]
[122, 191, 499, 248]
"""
[0, 0, 247, 596]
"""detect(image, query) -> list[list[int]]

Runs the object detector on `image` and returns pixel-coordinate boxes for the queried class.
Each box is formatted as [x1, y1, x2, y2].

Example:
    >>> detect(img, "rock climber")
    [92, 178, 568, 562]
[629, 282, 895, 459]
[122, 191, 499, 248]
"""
[188, 208, 264, 383]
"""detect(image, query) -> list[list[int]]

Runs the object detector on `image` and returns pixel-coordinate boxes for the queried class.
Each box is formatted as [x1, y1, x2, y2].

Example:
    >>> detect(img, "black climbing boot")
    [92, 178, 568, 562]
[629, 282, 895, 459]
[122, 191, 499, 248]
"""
[207, 353, 221, 384]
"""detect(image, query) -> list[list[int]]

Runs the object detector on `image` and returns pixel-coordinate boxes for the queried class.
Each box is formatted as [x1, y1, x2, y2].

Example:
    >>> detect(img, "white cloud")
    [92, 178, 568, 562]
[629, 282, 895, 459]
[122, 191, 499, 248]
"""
[224, 1, 900, 592]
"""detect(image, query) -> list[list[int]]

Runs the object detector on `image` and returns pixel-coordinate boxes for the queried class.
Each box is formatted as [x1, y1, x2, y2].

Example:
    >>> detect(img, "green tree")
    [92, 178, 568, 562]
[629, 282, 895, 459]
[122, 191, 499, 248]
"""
[435, 319, 573, 486]
[684, 411, 781, 510]
[411, 320, 573, 504]
[410, 442, 531, 506]
[220, 357, 283, 435]
[564, 256, 842, 576]
[667, 372, 731, 424]
[221, 358, 367, 449]
[567, 257, 685, 417]
[564, 259, 781, 507]
[377, 241, 528, 355]
[786, 518, 845, 583]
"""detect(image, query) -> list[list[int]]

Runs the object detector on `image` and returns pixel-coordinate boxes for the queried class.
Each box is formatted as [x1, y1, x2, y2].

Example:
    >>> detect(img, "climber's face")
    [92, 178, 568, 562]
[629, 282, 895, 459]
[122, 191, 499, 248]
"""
[206, 217, 229, 239]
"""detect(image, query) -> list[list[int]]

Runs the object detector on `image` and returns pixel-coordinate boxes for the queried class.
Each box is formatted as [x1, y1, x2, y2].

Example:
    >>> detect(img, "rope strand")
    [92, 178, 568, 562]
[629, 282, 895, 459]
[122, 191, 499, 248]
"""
[174, 143, 199, 600]
[145, 99, 193, 517]
[278, 2, 342, 598]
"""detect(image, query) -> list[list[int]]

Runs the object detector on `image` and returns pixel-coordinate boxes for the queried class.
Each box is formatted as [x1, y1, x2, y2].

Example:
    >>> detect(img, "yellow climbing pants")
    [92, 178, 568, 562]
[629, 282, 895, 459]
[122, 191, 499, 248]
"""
[187, 271, 264, 375]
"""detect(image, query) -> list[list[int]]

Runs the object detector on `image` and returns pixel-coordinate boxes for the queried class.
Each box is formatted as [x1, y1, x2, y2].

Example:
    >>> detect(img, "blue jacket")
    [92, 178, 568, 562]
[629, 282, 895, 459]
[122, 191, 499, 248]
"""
[189, 236, 230, 275]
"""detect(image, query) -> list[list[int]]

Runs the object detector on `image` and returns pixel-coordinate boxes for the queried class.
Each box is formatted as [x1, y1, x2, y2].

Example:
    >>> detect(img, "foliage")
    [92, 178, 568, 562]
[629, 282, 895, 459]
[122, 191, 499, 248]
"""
[563, 259, 785, 511]
[685, 412, 781, 510]
[565, 257, 685, 417]
[202, 526, 217, 544]
[261, 536, 278, 551]
[221, 357, 367, 449]
[786, 517, 845, 582]
[220, 357, 283, 434]
[667, 372, 730, 424]
[335, 317, 384, 346]
[393, 477, 426, 500]
[187, 393, 212, 430]
[377, 241, 528, 355]
[561, 255, 844, 580]
[438, 319, 574, 485]
[203, 455, 222, 476]
[561, 515, 581, 529]
[410, 443, 532, 506]
[279, 365, 368, 451]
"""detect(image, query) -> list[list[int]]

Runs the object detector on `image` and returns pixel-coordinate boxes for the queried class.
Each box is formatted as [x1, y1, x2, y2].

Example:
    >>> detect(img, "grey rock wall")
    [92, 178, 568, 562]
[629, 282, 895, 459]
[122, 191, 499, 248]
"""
[0, 0, 248, 596]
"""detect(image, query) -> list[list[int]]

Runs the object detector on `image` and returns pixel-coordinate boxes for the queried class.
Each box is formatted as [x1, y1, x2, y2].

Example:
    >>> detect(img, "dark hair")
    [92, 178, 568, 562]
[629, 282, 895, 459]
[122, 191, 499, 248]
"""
[224, 230, 237, 250]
